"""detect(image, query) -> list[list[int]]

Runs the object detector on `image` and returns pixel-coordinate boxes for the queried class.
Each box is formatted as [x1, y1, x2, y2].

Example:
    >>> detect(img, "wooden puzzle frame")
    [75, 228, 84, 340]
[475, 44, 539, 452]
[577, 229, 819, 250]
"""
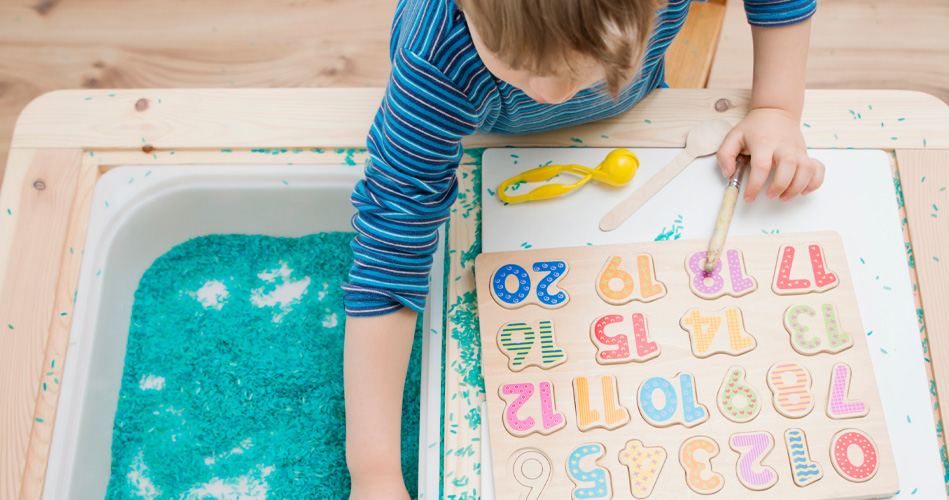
[475, 232, 897, 498]
[0, 89, 947, 499]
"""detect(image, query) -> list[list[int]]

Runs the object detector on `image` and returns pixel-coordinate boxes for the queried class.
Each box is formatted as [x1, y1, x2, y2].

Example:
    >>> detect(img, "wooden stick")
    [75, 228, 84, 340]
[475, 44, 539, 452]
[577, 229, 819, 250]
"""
[705, 155, 748, 272]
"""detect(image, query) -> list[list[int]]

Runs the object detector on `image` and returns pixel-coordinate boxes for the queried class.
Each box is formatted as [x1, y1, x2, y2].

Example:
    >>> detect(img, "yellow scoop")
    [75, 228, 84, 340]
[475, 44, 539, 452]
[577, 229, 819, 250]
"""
[497, 149, 639, 204]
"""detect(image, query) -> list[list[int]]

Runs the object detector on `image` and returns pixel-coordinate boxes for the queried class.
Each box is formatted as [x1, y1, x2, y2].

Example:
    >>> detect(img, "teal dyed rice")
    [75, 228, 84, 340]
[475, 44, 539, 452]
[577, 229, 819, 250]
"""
[106, 233, 422, 498]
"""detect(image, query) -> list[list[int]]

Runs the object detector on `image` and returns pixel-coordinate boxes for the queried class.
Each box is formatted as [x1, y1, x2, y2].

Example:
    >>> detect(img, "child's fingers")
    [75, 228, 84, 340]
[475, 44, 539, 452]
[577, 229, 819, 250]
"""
[743, 147, 774, 203]
[801, 157, 826, 195]
[779, 155, 815, 201]
[716, 128, 745, 177]
[767, 150, 798, 199]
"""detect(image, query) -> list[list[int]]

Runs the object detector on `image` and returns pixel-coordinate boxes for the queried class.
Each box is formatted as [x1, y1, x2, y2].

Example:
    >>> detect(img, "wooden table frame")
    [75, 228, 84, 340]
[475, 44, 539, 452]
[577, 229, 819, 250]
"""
[0, 88, 946, 500]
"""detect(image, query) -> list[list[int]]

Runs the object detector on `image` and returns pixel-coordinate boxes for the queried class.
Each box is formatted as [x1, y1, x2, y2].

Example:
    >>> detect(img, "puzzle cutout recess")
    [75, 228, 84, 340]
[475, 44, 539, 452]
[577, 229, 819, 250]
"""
[476, 232, 898, 499]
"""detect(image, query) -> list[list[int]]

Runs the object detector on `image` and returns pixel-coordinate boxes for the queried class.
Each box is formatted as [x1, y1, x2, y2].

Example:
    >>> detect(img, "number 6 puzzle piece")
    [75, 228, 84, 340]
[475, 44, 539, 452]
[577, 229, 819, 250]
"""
[772, 243, 840, 295]
[596, 254, 666, 305]
[618, 440, 667, 499]
[784, 303, 854, 355]
[497, 320, 568, 371]
[679, 307, 756, 358]
[566, 443, 613, 500]
[684, 249, 757, 300]
[490, 261, 570, 309]
[499, 381, 567, 437]
[589, 313, 660, 365]
[508, 448, 553, 500]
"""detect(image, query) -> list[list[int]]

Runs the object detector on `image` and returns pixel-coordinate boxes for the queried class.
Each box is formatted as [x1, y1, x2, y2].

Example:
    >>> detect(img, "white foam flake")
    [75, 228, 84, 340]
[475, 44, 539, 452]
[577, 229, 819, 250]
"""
[127, 451, 161, 499]
[196, 280, 229, 310]
[138, 374, 165, 391]
[250, 262, 310, 322]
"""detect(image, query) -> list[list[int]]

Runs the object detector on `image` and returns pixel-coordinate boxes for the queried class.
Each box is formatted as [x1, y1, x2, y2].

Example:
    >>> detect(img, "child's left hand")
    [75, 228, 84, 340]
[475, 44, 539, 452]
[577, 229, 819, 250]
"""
[716, 107, 825, 203]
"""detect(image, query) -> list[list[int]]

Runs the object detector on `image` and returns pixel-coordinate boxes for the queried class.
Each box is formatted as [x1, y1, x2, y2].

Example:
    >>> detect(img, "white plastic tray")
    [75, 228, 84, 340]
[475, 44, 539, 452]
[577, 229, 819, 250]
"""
[43, 164, 443, 499]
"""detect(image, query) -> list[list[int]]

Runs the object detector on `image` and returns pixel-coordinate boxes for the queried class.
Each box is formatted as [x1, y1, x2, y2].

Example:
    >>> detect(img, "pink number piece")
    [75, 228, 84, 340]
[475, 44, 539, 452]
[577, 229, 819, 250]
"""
[538, 382, 564, 430]
[809, 245, 837, 288]
[776, 246, 811, 290]
[593, 314, 630, 361]
[631, 313, 658, 357]
[828, 365, 867, 417]
[503, 383, 535, 432]
[726, 250, 755, 293]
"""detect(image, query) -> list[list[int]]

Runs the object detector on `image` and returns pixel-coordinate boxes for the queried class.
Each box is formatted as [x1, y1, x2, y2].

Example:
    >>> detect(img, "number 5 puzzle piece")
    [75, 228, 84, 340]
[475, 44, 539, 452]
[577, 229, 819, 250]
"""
[679, 307, 756, 358]
[497, 320, 568, 371]
[566, 443, 613, 500]
[491, 261, 570, 309]
[595, 254, 666, 305]
[772, 243, 840, 295]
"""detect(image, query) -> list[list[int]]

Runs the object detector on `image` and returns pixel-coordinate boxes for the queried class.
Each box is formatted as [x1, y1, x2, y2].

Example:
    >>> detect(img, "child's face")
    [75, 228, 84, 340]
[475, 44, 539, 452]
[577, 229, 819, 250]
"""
[468, 20, 608, 105]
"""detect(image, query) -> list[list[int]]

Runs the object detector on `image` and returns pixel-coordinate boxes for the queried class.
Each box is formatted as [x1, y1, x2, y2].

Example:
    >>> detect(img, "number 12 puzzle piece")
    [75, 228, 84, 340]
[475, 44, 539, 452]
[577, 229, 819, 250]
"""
[499, 381, 567, 437]
[772, 243, 839, 295]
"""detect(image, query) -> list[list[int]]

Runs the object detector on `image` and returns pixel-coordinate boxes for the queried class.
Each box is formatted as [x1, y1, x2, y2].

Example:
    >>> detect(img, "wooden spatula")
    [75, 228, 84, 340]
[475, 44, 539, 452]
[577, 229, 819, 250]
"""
[599, 119, 733, 232]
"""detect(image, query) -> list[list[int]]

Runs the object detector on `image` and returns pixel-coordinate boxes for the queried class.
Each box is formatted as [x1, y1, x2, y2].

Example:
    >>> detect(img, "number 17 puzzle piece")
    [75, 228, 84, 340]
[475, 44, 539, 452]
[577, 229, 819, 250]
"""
[772, 243, 839, 295]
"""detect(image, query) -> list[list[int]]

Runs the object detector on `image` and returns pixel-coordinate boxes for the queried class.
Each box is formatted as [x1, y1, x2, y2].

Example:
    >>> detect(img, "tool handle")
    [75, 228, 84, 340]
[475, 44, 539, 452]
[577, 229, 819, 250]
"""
[599, 149, 695, 232]
[705, 185, 740, 271]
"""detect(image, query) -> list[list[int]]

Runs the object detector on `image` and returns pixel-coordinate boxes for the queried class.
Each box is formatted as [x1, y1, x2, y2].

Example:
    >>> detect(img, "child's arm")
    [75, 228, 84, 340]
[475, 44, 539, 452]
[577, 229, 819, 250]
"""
[716, 18, 825, 202]
[345, 308, 417, 500]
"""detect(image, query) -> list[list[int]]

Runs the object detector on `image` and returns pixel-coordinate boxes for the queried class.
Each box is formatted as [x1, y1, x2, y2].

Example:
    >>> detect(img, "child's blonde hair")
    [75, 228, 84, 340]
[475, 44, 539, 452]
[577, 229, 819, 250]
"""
[455, 0, 666, 95]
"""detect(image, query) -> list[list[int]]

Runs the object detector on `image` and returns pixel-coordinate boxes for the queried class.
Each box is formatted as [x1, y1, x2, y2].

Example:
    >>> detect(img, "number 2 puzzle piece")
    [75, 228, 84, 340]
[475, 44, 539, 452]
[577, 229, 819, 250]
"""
[684, 249, 757, 300]
[679, 307, 756, 358]
[499, 381, 567, 437]
[617, 440, 667, 499]
[729, 431, 778, 491]
[497, 320, 568, 371]
[826, 363, 869, 419]
[589, 313, 660, 365]
[596, 254, 666, 305]
[784, 303, 854, 355]
[573, 375, 631, 431]
[490, 261, 570, 309]
[637, 372, 709, 428]
[508, 448, 553, 500]
[772, 243, 840, 295]
[566, 443, 613, 500]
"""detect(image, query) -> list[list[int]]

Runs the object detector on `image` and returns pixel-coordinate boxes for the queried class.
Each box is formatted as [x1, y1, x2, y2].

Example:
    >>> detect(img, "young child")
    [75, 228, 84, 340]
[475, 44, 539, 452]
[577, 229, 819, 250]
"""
[343, 0, 823, 497]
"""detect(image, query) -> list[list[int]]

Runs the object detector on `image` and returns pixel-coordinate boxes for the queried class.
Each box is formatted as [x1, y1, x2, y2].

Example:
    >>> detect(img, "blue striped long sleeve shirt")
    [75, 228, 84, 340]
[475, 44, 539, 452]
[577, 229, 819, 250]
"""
[343, 0, 817, 317]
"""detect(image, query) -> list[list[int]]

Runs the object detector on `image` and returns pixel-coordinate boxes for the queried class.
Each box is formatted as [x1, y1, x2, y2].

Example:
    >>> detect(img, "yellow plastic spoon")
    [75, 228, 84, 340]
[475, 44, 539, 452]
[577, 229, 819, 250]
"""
[497, 149, 639, 204]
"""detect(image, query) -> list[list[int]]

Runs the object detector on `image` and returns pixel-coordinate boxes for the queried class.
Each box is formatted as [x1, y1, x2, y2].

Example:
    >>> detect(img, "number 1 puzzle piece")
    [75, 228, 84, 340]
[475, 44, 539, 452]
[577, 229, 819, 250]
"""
[684, 249, 757, 300]
[618, 440, 667, 499]
[589, 313, 660, 365]
[679, 307, 756, 358]
[596, 254, 666, 305]
[566, 443, 613, 500]
[772, 243, 839, 295]
[497, 320, 567, 371]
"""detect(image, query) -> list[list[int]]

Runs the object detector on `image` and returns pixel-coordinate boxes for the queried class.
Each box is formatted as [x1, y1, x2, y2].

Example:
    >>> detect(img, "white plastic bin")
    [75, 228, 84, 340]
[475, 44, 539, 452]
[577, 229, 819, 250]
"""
[43, 164, 443, 499]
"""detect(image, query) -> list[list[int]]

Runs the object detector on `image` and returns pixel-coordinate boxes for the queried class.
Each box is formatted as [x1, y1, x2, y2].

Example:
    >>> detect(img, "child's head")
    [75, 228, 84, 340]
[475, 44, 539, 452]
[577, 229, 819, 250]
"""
[456, 0, 665, 104]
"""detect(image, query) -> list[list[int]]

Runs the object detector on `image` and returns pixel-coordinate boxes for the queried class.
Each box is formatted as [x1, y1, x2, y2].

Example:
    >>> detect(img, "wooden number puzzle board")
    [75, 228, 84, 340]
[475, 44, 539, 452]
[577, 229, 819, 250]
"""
[475, 231, 898, 499]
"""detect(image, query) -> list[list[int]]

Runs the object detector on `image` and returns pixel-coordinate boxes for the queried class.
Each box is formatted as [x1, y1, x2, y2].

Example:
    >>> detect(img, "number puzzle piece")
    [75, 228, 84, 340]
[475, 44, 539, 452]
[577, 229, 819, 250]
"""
[490, 261, 569, 309]
[637, 372, 708, 428]
[679, 436, 724, 495]
[497, 320, 567, 371]
[717, 366, 761, 423]
[830, 429, 880, 482]
[566, 443, 613, 500]
[499, 381, 567, 437]
[766, 362, 815, 418]
[685, 249, 757, 300]
[509, 448, 553, 500]
[784, 303, 854, 355]
[596, 254, 666, 305]
[772, 243, 839, 295]
[573, 375, 630, 431]
[589, 313, 660, 365]
[729, 432, 778, 491]
[784, 428, 823, 487]
[618, 440, 667, 499]
[826, 363, 869, 419]
[679, 307, 756, 358]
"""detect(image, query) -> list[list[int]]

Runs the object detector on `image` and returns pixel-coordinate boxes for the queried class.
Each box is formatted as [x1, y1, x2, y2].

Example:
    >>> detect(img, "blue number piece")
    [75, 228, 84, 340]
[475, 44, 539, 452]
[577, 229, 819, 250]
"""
[533, 261, 567, 306]
[639, 377, 677, 423]
[493, 264, 531, 304]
